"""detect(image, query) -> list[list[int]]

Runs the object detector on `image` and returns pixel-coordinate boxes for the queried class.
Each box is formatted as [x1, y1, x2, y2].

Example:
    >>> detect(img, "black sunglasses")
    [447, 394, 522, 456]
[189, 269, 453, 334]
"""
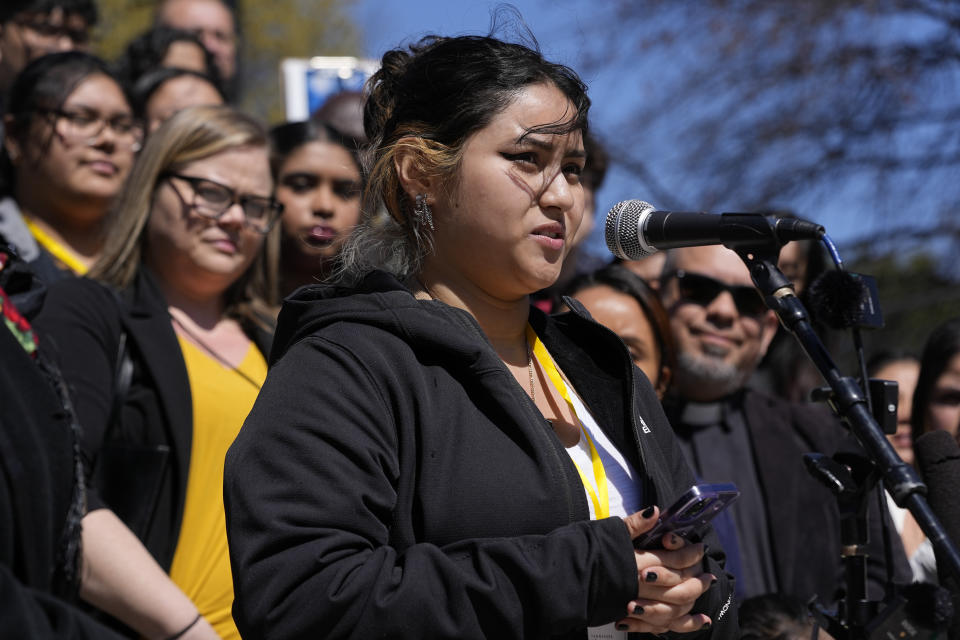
[666, 269, 767, 316]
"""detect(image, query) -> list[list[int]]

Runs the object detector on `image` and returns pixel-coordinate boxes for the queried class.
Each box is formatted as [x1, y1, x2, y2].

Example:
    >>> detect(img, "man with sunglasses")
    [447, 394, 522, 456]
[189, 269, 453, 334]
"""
[0, 0, 97, 109]
[658, 245, 909, 606]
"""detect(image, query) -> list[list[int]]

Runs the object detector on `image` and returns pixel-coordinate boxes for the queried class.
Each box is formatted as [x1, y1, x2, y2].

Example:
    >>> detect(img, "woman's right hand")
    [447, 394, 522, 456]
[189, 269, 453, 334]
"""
[619, 507, 714, 635]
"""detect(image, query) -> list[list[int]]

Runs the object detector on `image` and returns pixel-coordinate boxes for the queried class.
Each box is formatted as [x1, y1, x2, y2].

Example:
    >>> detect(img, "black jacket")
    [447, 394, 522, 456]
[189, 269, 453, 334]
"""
[34, 269, 271, 570]
[0, 238, 123, 639]
[224, 271, 737, 640]
[667, 389, 911, 604]
[741, 390, 911, 601]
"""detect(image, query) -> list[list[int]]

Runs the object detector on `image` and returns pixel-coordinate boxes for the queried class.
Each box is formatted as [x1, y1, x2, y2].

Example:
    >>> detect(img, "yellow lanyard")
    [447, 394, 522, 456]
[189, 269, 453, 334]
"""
[527, 324, 610, 519]
[23, 217, 88, 275]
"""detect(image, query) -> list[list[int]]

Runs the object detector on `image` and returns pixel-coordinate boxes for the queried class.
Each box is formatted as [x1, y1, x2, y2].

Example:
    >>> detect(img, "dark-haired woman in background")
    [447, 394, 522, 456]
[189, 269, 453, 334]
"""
[270, 119, 362, 296]
[130, 66, 224, 134]
[913, 317, 960, 446]
[565, 263, 674, 398]
[0, 51, 139, 282]
[36, 105, 279, 640]
[226, 31, 734, 640]
[867, 350, 934, 584]
[114, 25, 221, 90]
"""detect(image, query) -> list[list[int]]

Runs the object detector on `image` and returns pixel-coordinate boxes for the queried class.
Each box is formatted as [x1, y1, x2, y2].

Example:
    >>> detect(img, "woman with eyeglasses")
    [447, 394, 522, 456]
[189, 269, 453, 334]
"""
[0, 51, 140, 282]
[35, 104, 280, 640]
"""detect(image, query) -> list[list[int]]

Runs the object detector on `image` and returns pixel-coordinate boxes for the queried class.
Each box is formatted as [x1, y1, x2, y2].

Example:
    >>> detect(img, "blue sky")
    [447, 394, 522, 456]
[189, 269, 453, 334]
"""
[347, 0, 872, 258]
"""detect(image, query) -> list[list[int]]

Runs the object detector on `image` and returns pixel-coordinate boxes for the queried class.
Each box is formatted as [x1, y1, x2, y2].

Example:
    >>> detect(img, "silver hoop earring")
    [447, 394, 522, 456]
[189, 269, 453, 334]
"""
[414, 194, 435, 231]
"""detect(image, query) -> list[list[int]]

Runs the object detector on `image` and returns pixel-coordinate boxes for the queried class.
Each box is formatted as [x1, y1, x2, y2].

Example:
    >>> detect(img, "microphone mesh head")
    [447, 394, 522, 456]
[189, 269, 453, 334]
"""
[605, 200, 656, 260]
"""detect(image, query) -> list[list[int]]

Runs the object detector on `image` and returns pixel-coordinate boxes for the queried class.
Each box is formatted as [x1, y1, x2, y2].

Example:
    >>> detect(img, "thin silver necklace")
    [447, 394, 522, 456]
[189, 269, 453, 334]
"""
[169, 313, 262, 390]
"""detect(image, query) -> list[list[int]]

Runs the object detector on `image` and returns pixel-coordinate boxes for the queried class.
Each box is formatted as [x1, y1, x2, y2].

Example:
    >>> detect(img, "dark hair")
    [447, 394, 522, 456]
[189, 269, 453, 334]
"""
[0, 0, 97, 25]
[911, 317, 960, 442]
[564, 263, 676, 385]
[129, 66, 224, 122]
[739, 594, 817, 640]
[339, 26, 590, 283]
[115, 25, 221, 93]
[0, 51, 124, 196]
[866, 349, 919, 378]
[581, 131, 609, 192]
[311, 90, 366, 143]
[269, 119, 362, 179]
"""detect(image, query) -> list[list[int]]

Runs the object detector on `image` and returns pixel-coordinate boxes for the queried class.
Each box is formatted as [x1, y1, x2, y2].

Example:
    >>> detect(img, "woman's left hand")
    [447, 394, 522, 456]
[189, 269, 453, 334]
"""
[615, 531, 714, 635]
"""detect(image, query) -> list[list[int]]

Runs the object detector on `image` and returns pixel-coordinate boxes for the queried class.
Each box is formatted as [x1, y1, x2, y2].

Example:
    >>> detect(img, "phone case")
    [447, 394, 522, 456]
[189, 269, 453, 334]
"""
[634, 482, 740, 548]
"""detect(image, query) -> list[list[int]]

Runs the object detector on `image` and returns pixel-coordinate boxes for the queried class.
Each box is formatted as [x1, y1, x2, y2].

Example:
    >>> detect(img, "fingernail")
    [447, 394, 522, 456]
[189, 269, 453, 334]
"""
[703, 621, 712, 629]
[710, 575, 718, 585]
[633, 605, 644, 615]
[703, 544, 711, 554]
[670, 534, 680, 545]
[641, 505, 655, 518]
[645, 571, 658, 582]
[617, 623, 629, 631]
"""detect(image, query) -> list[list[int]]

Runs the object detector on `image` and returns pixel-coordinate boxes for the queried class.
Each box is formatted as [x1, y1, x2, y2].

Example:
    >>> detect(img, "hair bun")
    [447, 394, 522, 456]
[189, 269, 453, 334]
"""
[363, 48, 414, 145]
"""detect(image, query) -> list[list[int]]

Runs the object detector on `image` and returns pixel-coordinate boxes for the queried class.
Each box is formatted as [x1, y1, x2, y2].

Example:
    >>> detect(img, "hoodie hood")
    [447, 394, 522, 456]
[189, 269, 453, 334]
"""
[271, 270, 510, 373]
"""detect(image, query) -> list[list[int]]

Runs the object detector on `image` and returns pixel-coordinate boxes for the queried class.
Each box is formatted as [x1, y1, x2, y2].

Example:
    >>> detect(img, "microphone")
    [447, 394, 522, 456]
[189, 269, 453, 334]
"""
[604, 200, 825, 260]
[915, 430, 960, 574]
[914, 429, 960, 638]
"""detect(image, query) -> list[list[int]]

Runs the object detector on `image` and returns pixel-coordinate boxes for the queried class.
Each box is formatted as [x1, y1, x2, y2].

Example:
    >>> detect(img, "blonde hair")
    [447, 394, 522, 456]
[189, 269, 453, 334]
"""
[91, 104, 278, 325]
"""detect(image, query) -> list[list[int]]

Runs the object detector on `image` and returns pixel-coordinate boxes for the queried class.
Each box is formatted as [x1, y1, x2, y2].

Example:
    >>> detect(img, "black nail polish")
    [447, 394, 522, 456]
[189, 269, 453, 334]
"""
[641, 505, 655, 518]
[710, 575, 718, 585]
[703, 621, 712, 629]
[633, 605, 644, 615]
[645, 571, 658, 582]
[617, 623, 629, 631]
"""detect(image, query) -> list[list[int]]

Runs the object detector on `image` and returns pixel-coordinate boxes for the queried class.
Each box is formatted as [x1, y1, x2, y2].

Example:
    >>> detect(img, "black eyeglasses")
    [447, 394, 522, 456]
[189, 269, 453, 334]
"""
[39, 108, 142, 149]
[164, 173, 283, 234]
[666, 269, 767, 316]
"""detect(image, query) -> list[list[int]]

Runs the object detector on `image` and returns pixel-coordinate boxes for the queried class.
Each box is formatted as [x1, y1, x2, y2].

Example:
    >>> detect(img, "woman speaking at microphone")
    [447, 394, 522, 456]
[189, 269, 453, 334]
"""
[225, 25, 735, 640]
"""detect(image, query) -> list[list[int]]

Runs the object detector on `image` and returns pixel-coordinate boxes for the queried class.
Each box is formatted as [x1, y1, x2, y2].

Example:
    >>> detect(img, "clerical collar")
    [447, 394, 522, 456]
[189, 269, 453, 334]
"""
[679, 400, 725, 427]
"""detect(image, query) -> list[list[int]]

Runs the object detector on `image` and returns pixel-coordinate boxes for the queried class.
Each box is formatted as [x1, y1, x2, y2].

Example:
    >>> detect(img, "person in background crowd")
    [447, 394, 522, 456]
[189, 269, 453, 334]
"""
[0, 0, 97, 105]
[738, 594, 827, 640]
[311, 90, 367, 143]
[270, 119, 362, 297]
[225, 31, 736, 639]
[0, 234, 125, 639]
[867, 350, 935, 584]
[912, 317, 960, 446]
[130, 66, 224, 134]
[35, 105, 280, 640]
[658, 245, 910, 603]
[155, 0, 238, 100]
[114, 25, 221, 92]
[0, 52, 139, 282]
[564, 262, 674, 398]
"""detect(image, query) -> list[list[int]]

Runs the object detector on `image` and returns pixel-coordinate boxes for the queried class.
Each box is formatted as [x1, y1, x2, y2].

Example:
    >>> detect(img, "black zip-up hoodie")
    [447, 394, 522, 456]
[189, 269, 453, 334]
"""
[225, 271, 737, 640]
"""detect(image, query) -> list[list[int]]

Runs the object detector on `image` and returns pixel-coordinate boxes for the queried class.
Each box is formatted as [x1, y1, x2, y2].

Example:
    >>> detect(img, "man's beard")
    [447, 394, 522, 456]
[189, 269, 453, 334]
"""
[673, 349, 748, 400]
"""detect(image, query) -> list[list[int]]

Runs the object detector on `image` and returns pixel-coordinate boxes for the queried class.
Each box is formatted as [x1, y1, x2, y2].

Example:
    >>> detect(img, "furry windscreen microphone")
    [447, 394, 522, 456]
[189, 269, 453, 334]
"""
[806, 270, 884, 330]
[914, 430, 960, 637]
[915, 430, 960, 545]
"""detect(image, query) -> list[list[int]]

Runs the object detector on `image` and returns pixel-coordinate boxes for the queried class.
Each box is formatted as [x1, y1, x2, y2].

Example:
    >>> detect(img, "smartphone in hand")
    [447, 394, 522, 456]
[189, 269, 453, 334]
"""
[634, 483, 740, 549]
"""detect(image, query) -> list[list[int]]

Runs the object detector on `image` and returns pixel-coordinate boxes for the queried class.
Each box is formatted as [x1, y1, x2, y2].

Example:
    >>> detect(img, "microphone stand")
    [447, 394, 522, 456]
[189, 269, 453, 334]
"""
[731, 244, 960, 638]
